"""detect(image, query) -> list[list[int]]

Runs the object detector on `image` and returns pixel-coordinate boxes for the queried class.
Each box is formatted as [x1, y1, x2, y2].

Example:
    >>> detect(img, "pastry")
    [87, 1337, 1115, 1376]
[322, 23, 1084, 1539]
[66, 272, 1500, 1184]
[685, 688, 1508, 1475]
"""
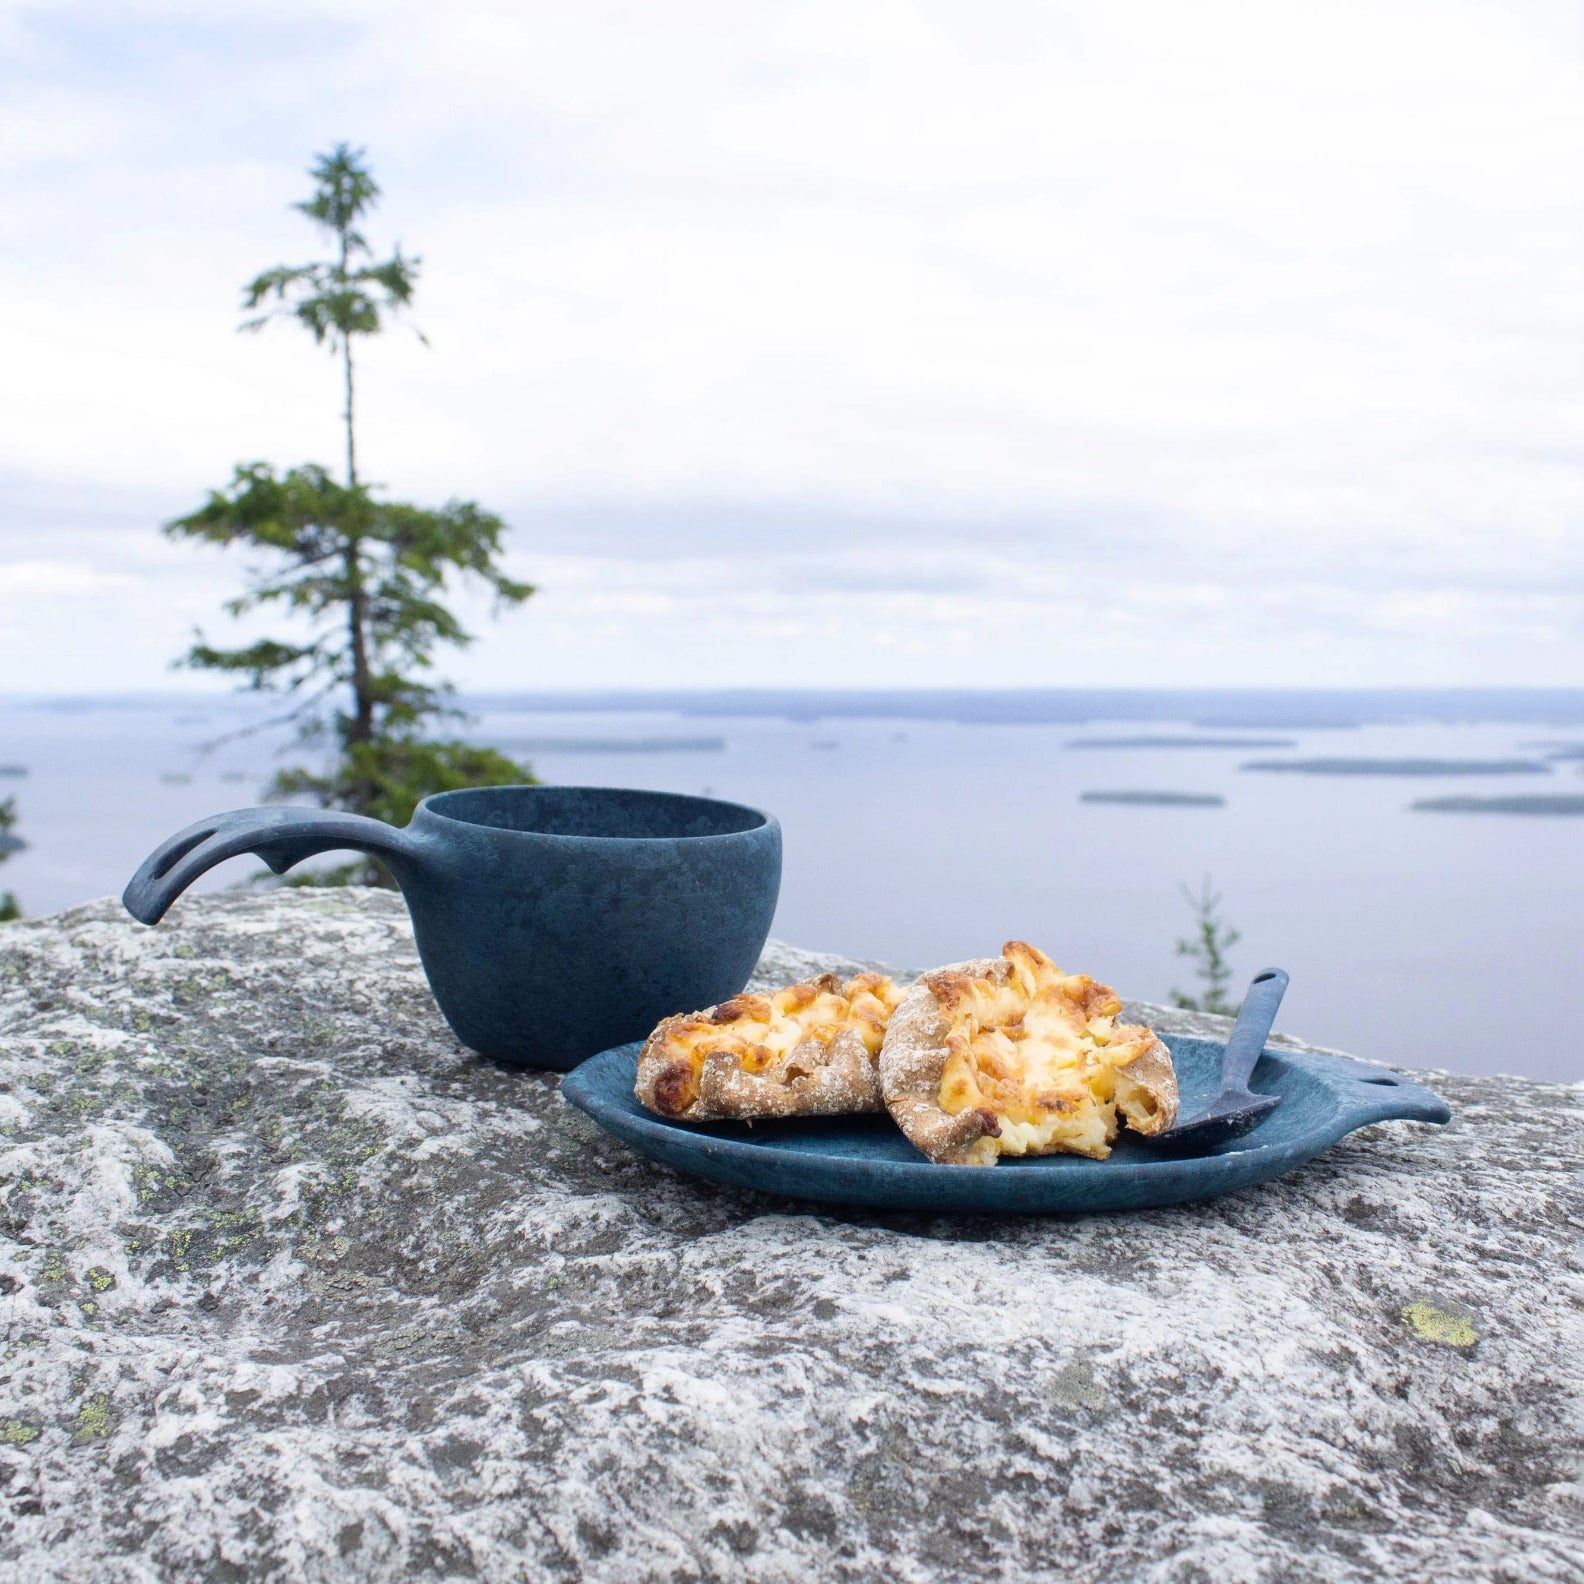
[880, 941, 1177, 1165]
[635, 972, 905, 1121]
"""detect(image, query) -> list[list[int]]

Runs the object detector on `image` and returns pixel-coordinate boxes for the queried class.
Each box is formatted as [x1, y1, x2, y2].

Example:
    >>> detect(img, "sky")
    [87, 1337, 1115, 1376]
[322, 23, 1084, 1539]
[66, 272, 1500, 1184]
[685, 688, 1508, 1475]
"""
[1, 0, 1580, 693]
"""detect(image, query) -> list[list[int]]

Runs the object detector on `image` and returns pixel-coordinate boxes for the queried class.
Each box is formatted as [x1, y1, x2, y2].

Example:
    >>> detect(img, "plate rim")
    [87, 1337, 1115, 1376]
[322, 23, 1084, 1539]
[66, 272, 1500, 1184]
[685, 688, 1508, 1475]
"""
[559, 1034, 1451, 1212]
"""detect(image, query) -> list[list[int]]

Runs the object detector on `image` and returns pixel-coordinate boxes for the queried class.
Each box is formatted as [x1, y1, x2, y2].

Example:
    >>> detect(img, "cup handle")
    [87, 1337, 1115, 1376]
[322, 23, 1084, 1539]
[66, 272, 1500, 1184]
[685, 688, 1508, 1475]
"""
[123, 806, 423, 925]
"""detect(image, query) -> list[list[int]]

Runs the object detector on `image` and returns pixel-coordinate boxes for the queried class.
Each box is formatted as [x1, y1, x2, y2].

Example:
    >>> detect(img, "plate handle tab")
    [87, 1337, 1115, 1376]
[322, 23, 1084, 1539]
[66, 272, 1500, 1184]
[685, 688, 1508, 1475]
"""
[1334, 1067, 1451, 1129]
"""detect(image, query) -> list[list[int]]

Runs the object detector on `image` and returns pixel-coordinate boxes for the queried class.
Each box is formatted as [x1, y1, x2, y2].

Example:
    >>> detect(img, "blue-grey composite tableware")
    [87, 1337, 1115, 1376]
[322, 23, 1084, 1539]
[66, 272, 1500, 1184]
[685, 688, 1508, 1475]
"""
[1145, 967, 1288, 1149]
[561, 1035, 1451, 1213]
[123, 786, 782, 1071]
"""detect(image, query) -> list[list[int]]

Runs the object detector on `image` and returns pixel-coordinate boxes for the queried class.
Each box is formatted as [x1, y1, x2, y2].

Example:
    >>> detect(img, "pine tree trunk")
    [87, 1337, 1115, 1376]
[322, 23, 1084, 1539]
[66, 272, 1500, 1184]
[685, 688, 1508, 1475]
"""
[343, 330, 357, 490]
[344, 538, 375, 796]
[336, 226, 390, 881]
[339, 322, 377, 823]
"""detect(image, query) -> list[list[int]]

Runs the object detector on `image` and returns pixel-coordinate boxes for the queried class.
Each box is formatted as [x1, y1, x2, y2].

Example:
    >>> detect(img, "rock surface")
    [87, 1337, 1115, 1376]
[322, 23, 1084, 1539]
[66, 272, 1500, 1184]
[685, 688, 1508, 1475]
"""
[0, 890, 1579, 1583]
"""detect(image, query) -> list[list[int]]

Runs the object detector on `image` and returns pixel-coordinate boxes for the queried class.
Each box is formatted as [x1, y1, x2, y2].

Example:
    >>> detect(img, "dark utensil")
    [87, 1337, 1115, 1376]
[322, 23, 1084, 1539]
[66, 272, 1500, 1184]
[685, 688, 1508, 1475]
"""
[1145, 967, 1289, 1152]
[123, 786, 782, 1071]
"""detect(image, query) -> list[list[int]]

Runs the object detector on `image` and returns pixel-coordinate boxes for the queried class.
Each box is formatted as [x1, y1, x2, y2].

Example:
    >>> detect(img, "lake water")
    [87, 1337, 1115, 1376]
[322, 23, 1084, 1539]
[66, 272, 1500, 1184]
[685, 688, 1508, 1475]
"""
[3, 690, 1582, 1084]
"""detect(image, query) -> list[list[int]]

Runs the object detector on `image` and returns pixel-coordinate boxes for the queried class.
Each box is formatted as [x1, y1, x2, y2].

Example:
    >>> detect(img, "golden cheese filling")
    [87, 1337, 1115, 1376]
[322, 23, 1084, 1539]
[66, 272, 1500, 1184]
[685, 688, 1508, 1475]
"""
[934, 942, 1170, 1163]
[648, 973, 903, 1115]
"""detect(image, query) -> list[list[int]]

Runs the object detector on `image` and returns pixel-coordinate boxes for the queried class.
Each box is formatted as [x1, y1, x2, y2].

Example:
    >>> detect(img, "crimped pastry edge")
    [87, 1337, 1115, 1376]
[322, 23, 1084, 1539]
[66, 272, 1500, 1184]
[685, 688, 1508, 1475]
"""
[878, 952, 1178, 1165]
[879, 957, 1005, 1165]
[634, 977, 886, 1122]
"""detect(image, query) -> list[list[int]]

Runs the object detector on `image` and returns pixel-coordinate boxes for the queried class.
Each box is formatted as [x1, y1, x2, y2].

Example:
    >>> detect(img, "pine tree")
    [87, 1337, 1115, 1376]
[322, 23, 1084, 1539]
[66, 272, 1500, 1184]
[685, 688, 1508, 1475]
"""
[0, 796, 23, 922]
[1169, 877, 1241, 1015]
[168, 145, 533, 879]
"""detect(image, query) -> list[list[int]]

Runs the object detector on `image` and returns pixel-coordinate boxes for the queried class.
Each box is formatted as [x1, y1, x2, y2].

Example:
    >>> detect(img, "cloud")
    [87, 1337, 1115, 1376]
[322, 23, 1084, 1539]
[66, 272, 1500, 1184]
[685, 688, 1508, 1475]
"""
[0, 559, 141, 597]
[0, 0, 1580, 691]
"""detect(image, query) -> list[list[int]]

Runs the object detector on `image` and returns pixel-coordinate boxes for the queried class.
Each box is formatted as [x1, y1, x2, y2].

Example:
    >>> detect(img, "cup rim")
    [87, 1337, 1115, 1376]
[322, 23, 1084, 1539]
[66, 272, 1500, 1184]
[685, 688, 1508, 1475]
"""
[418, 784, 775, 842]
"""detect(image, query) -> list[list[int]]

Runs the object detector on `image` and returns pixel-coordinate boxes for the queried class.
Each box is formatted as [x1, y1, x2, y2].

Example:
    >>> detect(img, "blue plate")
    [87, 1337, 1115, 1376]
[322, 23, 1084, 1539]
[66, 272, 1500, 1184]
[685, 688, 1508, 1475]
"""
[561, 1035, 1451, 1214]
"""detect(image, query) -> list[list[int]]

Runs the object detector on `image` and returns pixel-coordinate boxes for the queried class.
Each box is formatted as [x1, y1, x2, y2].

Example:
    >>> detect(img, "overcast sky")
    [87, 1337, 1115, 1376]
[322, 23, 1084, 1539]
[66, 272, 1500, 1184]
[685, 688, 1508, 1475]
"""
[1, 0, 1580, 693]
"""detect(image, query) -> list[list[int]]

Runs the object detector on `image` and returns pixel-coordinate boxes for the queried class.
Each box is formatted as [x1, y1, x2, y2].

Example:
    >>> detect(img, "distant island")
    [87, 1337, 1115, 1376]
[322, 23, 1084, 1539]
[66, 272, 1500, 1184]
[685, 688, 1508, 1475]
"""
[1079, 791, 1225, 807]
[1412, 795, 1584, 816]
[0, 765, 26, 778]
[1067, 735, 1296, 750]
[458, 686, 1584, 729]
[1192, 714, 1360, 730]
[0, 831, 24, 857]
[1242, 758, 1552, 777]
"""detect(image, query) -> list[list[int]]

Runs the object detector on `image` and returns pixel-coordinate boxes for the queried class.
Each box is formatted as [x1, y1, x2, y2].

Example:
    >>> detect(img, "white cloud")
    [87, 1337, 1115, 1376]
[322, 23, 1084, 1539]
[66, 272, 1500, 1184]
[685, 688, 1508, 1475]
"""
[0, 559, 140, 597]
[0, 0, 1579, 690]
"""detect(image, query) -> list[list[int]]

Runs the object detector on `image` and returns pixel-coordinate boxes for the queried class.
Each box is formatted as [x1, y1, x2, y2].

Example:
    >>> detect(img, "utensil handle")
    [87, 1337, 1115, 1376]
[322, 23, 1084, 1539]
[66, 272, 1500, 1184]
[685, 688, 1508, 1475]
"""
[123, 806, 422, 925]
[1221, 967, 1290, 1088]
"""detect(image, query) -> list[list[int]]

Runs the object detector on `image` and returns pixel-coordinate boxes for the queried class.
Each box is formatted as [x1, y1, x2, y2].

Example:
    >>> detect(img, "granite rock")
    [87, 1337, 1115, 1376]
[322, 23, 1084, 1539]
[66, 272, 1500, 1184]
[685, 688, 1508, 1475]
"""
[0, 890, 1580, 1583]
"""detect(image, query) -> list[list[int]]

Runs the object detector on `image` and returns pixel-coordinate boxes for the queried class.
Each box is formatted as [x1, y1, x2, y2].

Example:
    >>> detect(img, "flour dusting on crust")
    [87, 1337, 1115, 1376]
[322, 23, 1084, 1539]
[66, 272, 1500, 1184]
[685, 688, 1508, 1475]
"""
[879, 942, 1177, 1165]
[635, 973, 904, 1121]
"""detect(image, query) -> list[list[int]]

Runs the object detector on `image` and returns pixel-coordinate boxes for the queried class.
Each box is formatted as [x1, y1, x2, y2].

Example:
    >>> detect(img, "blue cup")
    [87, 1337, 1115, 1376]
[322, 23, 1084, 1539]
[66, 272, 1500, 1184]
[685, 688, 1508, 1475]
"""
[124, 786, 782, 1070]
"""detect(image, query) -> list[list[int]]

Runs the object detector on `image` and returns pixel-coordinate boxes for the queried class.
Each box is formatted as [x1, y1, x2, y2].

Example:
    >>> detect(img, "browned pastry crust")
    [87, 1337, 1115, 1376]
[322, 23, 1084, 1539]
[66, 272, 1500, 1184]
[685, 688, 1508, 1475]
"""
[634, 972, 905, 1122]
[879, 941, 1178, 1166]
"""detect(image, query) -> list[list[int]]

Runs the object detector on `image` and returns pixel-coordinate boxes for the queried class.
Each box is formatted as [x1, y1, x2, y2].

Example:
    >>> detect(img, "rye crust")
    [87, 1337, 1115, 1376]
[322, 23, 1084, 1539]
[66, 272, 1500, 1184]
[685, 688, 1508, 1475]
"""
[879, 957, 1008, 1165]
[633, 980, 886, 1122]
[878, 952, 1178, 1164]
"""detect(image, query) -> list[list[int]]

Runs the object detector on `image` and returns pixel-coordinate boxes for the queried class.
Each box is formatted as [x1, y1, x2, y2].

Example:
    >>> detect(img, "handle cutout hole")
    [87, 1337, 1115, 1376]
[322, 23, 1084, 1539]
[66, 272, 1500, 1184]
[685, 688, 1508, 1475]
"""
[1360, 1076, 1399, 1086]
[152, 828, 216, 880]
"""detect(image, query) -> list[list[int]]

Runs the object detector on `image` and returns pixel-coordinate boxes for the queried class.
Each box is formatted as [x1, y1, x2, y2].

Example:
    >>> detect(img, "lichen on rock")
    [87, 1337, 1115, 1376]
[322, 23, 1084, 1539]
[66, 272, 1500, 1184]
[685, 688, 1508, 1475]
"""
[0, 889, 1580, 1581]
